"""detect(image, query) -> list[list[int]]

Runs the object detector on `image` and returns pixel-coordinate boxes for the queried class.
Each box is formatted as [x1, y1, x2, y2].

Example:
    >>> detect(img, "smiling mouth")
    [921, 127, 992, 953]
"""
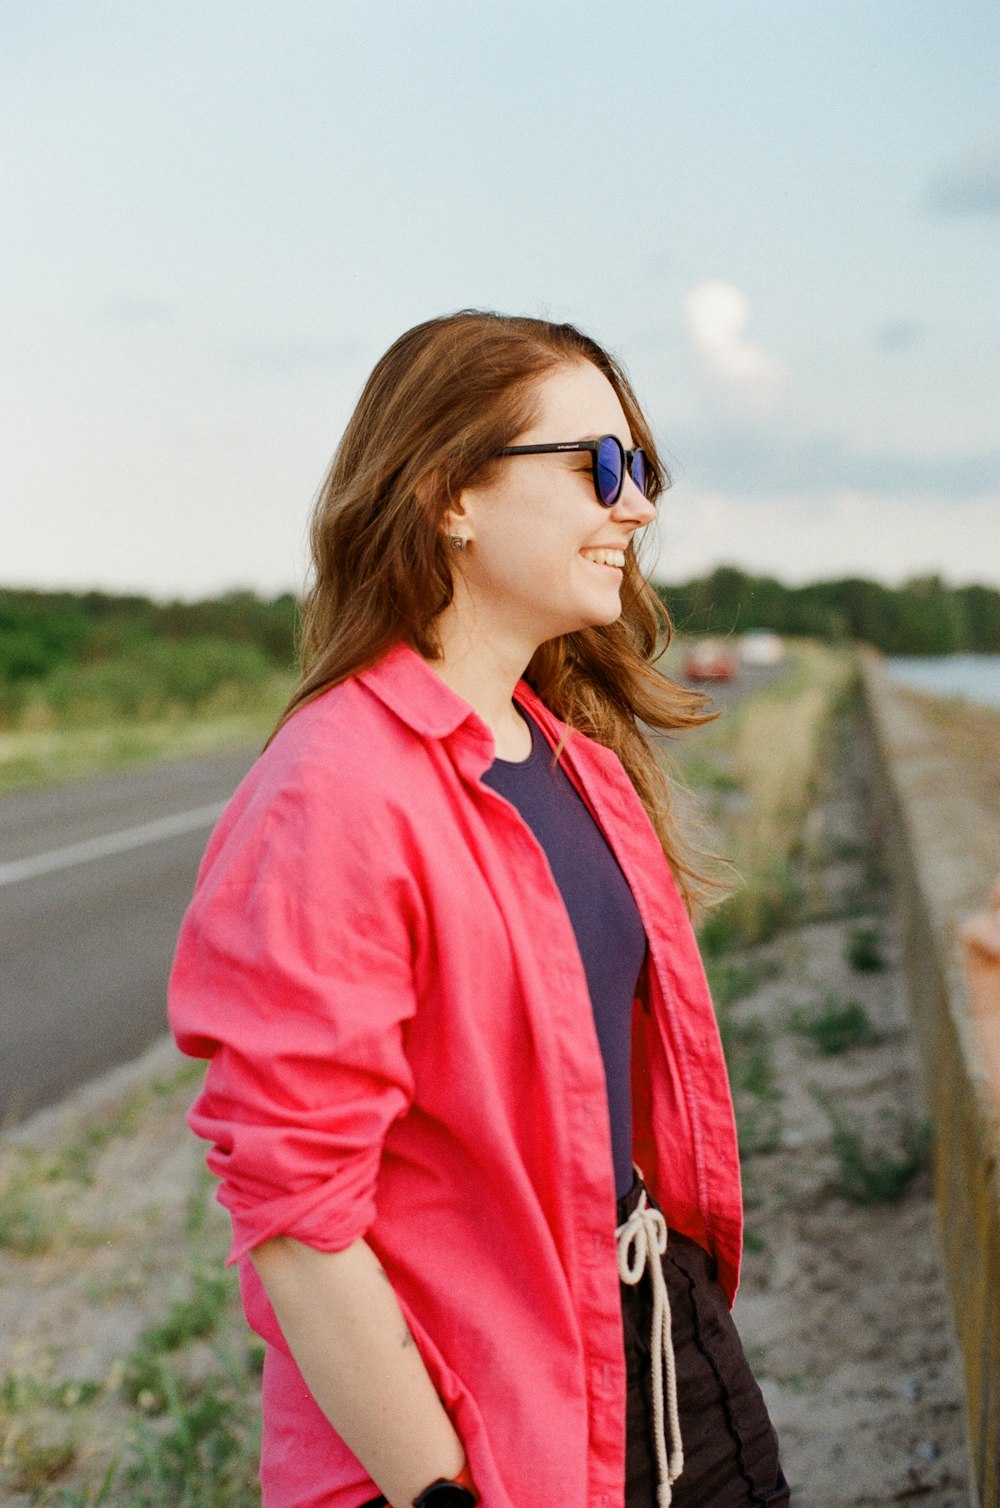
[579, 548, 626, 570]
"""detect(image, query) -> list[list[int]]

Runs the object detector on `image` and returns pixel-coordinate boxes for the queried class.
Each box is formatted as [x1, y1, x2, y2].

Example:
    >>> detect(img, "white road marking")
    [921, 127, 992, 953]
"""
[0, 802, 227, 888]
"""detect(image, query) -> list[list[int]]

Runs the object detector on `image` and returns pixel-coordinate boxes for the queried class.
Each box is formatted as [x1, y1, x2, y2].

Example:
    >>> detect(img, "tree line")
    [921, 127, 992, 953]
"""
[1, 572, 998, 725]
[0, 588, 298, 725]
[655, 568, 1000, 656]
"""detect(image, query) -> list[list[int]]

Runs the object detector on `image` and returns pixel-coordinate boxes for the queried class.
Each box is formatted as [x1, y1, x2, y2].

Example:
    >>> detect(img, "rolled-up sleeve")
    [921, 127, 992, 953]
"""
[168, 755, 419, 1262]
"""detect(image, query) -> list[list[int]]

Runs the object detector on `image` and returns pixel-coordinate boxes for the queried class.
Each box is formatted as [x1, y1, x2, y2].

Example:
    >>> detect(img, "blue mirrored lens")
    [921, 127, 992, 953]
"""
[596, 436, 622, 505]
[631, 449, 648, 497]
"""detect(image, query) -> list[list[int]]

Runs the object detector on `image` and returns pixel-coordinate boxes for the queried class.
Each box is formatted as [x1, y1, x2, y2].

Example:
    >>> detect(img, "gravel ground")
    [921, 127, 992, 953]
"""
[729, 705, 970, 1505]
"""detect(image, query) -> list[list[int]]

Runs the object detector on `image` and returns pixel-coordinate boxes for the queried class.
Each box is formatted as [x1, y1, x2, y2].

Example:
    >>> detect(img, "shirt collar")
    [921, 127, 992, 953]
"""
[357, 641, 488, 741]
[356, 641, 572, 752]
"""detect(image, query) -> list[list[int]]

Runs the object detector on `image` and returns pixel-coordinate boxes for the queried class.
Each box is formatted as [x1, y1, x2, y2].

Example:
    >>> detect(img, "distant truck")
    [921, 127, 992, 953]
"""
[738, 631, 785, 667]
[682, 638, 740, 681]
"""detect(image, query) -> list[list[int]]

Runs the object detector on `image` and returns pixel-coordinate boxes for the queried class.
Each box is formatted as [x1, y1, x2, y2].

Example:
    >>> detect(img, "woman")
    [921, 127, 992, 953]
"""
[169, 310, 788, 1508]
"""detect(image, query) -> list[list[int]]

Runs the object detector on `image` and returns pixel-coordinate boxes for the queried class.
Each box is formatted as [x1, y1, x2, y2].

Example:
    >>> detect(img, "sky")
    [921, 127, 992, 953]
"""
[2, 0, 999, 600]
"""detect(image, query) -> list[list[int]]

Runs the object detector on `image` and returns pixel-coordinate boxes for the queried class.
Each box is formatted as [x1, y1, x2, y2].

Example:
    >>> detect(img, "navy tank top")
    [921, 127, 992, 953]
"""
[481, 708, 648, 1199]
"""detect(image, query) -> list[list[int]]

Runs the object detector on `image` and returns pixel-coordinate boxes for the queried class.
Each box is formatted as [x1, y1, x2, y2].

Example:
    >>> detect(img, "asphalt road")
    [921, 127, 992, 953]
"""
[0, 748, 259, 1124]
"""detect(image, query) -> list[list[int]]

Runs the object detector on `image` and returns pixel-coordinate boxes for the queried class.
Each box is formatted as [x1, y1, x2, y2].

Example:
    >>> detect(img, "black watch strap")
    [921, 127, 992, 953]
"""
[412, 1480, 477, 1508]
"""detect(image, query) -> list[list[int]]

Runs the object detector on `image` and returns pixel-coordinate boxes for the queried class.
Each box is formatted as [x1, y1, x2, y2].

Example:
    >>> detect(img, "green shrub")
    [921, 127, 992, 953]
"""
[815, 1092, 931, 1203]
[846, 923, 885, 972]
[791, 996, 880, 1055]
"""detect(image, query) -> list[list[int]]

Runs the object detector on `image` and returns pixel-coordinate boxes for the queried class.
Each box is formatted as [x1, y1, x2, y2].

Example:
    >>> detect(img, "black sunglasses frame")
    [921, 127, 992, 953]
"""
[496, 435, 650, 508]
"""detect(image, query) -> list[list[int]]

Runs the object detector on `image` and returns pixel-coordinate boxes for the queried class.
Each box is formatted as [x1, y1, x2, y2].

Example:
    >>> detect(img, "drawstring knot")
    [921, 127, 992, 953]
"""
[616, 1189, 684, 1507]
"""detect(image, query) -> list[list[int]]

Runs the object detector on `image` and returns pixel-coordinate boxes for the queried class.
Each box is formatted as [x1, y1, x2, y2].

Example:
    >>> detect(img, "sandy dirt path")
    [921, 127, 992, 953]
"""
[729, 703, 970, 1504]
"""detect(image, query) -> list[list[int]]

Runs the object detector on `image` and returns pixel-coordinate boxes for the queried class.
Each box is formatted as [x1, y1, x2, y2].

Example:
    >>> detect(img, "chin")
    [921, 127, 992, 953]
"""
[568, 602, 624, 634]
[589, 593, 625, 629]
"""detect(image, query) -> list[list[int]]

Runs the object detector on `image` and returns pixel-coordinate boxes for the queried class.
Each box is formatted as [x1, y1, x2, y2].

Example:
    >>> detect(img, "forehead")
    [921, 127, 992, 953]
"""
[522, 360, 632, 444]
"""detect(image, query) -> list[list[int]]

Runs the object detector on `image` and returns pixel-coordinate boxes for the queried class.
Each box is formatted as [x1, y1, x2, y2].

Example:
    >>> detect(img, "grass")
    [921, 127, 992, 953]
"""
[669, 648, 862, 1163]
[717, 1009, 783, 1158]
[703, 954, 784, 1011]
[846, 922, 886, 972]
[122, 1363, 261, 1508]
[814, 1091, 932, 1204]
[0, 1127, 263, 1506]
[121, 1265, 235, 1413]
[674, 640, 858, 950]
[0, 1368, 104, 1498]
[0, 1064, 203, 1257]
[790, 995, 881, 1055]
[0, 673, 294, 795]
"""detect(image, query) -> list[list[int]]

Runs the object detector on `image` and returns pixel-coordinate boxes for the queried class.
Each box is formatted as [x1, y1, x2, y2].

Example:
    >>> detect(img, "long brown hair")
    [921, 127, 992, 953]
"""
[269, 310, 720, 910]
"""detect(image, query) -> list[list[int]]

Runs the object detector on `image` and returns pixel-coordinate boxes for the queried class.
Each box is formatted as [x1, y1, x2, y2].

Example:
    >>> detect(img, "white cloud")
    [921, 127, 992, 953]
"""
[682, 280, 785, 404]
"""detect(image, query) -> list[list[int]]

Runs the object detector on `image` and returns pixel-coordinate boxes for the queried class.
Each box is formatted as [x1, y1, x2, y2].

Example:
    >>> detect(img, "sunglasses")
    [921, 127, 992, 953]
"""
[496, 434, 651, 508]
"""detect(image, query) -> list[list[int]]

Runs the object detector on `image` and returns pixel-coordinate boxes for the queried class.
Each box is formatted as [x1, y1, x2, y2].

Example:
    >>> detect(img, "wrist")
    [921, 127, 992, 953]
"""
[412, 1460, 478, 1506]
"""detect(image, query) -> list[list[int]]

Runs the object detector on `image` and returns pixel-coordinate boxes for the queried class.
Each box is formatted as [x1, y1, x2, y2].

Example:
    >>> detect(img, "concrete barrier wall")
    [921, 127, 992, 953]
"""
[859, 651, 1000, 1508]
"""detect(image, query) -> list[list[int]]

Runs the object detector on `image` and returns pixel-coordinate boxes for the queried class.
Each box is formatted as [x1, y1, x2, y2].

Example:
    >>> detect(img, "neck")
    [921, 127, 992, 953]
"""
[421, 602, 538, 751]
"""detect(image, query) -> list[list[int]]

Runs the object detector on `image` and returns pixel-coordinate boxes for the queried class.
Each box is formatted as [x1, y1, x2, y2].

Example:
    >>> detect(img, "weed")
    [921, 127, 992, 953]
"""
[735, 1100, 783, 1158]
[677, 642, 856, 949]
[145, 1266, 233, 1352]
[4, 1424, 76, 1492]
[700, 864, 805, 954]
[814, 1091, 931, 1204]
[0, 1082, 177, 1254]
[722, 1017, 776, 1100]
[184, 1159, 217, 1239]
[827, 835, 867, 862]
[822, 879, 876, 920]
[862, 849, 891, 895]
[718, 1013, 783, 1157]
[778, 1373, 823, 1395]
[0, 1370, 101, 1415]
[744, 1344, 768, 1374]
[791, 996, 881, 1055]
[846, 923, 885, 972]
[57, 1459, 118, 1505]
[743, 1227, 768, 1256]
[122, 1264, 234, 1412]
[0, 1361, 115, 1501]
[705, 955, 783, 1011]
[123, 1367, 261, 1507]
[0, 675, 294, 796]
[0, 1153, 68, 1254]
[697, 906, 739, 958]
[150, 1061, 205, 1102]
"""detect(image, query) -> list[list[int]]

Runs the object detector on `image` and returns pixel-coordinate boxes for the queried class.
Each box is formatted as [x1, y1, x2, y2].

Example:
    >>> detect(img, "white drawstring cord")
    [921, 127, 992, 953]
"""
[616, 1189, 684, 1507]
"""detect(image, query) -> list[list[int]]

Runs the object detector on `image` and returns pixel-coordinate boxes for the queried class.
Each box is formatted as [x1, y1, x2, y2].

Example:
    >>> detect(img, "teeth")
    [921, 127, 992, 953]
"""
[581, 548, 626, 568]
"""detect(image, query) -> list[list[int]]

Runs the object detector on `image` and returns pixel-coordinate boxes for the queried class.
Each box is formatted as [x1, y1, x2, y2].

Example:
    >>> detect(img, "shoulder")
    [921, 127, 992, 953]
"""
[264, 674, 412, 785]
[195, 676, 422, 894]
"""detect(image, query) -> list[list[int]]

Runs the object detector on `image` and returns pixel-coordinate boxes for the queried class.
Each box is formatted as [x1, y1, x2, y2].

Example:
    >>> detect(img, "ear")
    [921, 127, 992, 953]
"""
[442, 493, 473, 548]
[416, 468, 476, 549]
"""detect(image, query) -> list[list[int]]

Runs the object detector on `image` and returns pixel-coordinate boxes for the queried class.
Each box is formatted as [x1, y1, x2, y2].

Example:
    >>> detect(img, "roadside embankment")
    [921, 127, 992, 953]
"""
[860, 651, 1000, 1508]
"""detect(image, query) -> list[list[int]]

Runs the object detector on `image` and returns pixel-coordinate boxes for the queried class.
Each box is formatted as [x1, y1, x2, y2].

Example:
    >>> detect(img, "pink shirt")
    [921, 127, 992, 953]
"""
[168, 642, 742, 1508]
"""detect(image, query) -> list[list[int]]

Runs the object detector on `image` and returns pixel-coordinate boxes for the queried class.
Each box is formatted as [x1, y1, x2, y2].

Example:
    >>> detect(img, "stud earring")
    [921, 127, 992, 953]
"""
[449, 536, 468, 552]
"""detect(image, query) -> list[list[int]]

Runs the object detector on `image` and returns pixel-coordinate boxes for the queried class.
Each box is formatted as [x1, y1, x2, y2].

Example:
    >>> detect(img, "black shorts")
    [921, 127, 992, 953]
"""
[619, 1175, 789, 1507]
[361, 1180, 789, 1508]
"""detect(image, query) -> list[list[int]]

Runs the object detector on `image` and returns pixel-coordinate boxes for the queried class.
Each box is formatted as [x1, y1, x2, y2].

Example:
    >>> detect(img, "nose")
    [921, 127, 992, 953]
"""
[611, 474, 657, 528]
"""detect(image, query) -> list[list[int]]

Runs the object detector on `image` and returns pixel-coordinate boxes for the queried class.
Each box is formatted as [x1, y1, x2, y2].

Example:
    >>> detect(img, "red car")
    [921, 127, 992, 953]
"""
[681, 638, 740, 681]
